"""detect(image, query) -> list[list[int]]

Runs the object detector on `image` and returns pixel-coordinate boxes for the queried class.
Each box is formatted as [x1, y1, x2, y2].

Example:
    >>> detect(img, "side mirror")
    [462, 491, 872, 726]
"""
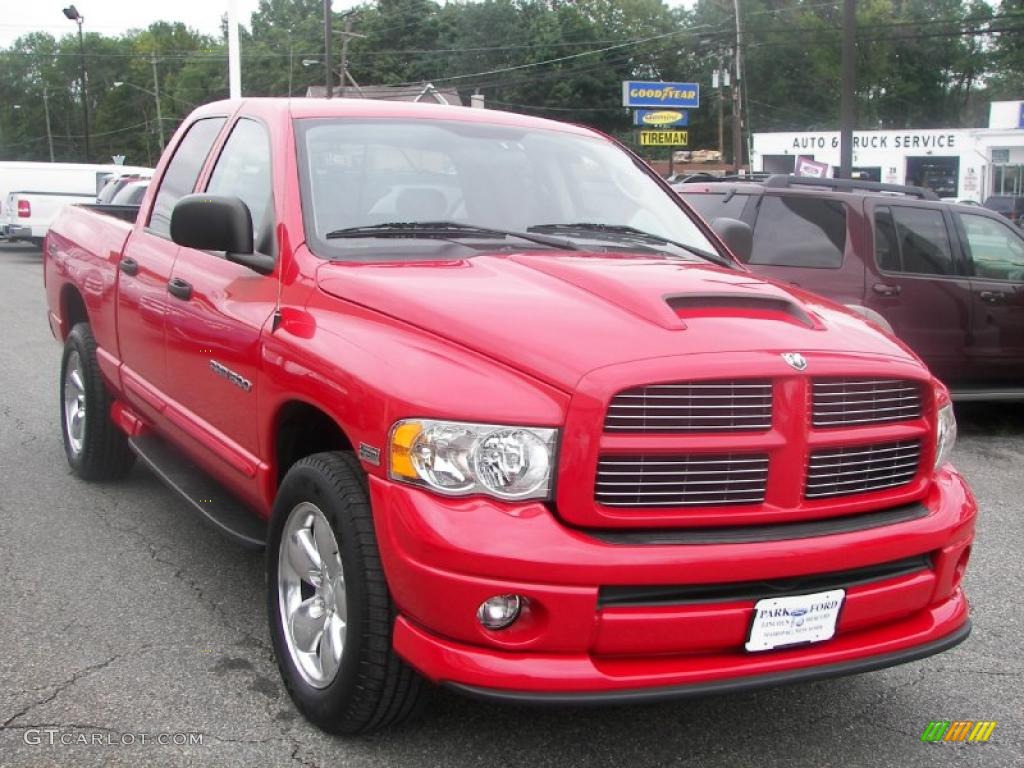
[710, 217, 753, 263]
[171, 193, 253, 253]
[170, 194, 275, 275]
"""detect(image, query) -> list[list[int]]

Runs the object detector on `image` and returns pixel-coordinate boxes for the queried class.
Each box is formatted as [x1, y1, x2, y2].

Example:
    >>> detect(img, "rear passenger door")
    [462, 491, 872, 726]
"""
[117, 116, 225, 419]
[955, 211, 1024, 383]
[746, 194, 864, 305]
[867, 204, 972, 383]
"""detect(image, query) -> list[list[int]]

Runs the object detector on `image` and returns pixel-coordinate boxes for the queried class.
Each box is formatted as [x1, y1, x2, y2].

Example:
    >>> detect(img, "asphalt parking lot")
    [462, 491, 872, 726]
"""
[0, 241, 1021, 768]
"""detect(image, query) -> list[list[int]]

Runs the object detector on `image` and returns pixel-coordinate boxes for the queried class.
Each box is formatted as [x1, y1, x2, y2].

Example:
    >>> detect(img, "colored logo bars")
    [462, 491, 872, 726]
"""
[920, 720, 996, 743]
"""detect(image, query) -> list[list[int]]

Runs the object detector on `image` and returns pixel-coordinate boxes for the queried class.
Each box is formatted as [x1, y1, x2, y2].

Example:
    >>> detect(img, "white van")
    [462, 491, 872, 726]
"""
[0, 162, 151, 243]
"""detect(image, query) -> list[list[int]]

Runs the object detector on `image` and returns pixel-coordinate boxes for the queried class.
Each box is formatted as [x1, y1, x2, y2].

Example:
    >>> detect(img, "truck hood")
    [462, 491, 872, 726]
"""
[315, 251, 916, 391]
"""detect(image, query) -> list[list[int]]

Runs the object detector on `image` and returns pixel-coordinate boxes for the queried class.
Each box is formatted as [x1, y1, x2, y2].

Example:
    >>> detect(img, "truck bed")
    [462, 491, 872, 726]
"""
[44, 203, 137, 363]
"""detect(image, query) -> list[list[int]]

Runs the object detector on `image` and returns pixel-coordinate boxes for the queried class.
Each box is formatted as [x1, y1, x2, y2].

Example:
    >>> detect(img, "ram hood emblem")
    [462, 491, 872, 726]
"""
[782, 352, 808, 371]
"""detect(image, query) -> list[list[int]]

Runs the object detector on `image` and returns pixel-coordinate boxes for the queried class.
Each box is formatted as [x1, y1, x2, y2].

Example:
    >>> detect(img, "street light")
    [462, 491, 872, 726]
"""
[63, 5, 90, 161]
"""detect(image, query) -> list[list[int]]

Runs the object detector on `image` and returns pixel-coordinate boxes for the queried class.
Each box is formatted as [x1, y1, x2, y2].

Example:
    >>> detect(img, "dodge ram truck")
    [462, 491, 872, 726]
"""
[44, 98, 975, 734]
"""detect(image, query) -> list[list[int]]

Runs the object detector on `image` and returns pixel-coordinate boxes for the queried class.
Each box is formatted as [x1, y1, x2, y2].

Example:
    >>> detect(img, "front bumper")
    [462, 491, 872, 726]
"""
[371, 466, 975, 698]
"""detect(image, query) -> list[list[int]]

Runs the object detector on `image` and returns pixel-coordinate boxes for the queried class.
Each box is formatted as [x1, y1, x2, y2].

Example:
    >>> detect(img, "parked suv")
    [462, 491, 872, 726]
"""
[983, 194, 1024, 227]
[676, 175, 1024, 399]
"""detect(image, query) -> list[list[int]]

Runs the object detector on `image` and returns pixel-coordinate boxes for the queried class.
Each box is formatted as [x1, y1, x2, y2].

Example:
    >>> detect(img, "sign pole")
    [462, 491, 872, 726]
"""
[839, 0, 857, 178]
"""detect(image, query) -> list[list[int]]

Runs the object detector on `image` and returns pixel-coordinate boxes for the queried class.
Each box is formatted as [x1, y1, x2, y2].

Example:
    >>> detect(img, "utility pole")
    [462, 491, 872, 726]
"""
[839, 0, 856, 178]
[336, 13, 365, 98]
[150, 54, 164, 149]
[323, 0, 333, 98]
[731, 0, 744, 173]
[43, 87, 55, 162]
[227, 0, 241, 98]
[716, 54, 725, 162]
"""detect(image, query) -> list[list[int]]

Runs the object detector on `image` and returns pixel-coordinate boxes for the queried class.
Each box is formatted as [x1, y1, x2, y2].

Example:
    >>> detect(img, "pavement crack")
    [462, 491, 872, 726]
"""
[1, 652, 130, 728]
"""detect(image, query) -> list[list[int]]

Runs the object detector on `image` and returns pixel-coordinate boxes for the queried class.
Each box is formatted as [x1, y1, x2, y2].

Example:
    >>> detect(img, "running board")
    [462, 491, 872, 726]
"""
[951, 388, 1024, 402]
[128, 434, 267, 549]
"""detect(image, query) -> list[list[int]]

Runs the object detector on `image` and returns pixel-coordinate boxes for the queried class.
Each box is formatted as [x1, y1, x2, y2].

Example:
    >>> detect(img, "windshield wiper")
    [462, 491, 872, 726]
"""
[324, 221, 579, 251]
[527, 222, 733, 268]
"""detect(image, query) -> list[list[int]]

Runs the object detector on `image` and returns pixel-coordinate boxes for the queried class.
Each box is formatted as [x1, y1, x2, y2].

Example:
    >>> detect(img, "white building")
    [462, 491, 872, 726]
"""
[751, 100, 1024, 202]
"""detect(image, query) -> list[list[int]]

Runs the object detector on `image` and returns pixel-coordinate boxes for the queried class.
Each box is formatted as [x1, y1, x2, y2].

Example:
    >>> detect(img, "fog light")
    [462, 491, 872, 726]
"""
[477, 595, 522, 630]
[953, 547, 971, 588]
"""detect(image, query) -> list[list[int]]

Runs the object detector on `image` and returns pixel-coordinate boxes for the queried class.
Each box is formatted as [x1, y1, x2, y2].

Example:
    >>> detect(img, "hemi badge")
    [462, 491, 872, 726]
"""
[358, 443, 381, 466]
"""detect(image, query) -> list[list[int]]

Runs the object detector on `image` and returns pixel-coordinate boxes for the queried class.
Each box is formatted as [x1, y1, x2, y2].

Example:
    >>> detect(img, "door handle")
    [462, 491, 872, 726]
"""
[872, 282, 902, 297]
[118, 257, 139, 276]
[978, 290, 1002, 304]
[166, 277, 193, 301]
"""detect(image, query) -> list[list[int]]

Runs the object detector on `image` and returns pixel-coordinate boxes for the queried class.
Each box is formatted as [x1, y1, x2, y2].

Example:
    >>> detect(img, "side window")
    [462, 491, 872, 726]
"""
[888, 206, 955, 276]
[206, 119, 273, 244]
[874, 206, 901, 271]
[749, 195, 847, 268]
[148, 117, 226, 236]
[960, 213, 1024, 281]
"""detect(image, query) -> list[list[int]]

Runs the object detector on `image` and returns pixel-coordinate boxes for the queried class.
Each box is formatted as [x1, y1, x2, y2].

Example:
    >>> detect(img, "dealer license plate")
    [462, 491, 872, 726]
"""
[745, 589, 845, 652]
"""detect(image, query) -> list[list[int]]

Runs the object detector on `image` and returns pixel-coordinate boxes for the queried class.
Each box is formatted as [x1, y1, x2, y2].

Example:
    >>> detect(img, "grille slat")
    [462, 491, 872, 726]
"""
[812, 378, 922, 427]
[605, 379, 772, 433]
[805, 440, 922, 499]
[596, 453, 769, 508]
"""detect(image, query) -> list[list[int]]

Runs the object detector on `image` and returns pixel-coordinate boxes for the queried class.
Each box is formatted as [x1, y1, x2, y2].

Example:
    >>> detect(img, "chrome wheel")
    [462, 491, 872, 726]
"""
[278, 501, 347, 689]
[63, 350, 86, 455]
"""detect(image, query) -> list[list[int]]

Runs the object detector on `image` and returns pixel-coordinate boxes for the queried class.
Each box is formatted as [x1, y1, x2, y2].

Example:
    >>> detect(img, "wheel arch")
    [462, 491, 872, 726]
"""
[271, 399, 355, 491]
[59, 283, 89, 340]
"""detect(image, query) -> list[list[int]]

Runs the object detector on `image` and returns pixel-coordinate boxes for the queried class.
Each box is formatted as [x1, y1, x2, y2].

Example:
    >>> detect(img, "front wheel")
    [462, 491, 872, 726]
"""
[267, 452, 427, 734]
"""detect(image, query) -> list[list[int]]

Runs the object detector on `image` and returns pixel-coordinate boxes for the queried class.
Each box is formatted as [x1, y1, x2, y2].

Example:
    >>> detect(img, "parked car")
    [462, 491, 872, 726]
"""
[45, 99, 974, 734]
[982, 194, 1024, 227]
[1, 161, 151, 244]
[109, 179, 150, 207]
[3, 190, 95, 246]
[96, 172, 151, 204]
[676, 174, 1024, 399]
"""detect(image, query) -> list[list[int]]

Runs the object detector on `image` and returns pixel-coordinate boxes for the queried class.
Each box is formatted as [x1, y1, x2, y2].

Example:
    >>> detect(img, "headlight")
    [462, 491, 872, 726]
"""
[389, 419, 558, 501]
[934, 402, 957, 470]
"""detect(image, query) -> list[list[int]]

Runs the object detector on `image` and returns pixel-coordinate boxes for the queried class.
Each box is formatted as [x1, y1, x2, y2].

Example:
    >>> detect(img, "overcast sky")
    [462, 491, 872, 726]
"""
[0, 1, 692, 47]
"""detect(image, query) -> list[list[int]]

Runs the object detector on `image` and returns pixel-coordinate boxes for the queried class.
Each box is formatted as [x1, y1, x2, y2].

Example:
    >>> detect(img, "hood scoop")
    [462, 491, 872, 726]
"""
[666, 294, 821, 330]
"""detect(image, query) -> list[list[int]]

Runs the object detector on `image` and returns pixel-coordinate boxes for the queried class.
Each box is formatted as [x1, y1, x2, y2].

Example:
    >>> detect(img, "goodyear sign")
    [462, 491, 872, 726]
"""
[640, 130, 688, 147]
[633, 109, 688, 128]
[622, 81, 700, 109]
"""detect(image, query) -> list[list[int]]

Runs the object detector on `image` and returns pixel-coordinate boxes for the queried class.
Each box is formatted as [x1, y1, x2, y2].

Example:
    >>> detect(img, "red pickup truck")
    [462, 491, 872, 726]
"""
[44, 98, 975, 734]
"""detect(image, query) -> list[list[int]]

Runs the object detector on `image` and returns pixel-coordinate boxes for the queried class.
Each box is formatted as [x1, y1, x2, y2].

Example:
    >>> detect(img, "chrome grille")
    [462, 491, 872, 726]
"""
[596, 454, 769, 507]
[812, 378, 922, 427]
[605, 380, 772, 433]
[805, 440, 922, 499]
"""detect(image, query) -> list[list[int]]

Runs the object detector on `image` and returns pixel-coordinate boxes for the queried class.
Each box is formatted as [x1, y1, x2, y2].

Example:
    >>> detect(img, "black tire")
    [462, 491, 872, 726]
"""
[267, 451, 428, 734]
[60, 323, 135, 481]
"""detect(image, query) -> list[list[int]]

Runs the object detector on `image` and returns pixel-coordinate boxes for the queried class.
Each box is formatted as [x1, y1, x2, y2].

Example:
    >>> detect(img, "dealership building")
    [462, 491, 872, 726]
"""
[750, 100, 1024, 202]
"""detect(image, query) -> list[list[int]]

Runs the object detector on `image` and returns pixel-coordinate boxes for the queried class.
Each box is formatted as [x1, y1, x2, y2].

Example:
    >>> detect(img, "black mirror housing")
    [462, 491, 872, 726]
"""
[170, 194, 254, 255]
[710, 217, 753, 263]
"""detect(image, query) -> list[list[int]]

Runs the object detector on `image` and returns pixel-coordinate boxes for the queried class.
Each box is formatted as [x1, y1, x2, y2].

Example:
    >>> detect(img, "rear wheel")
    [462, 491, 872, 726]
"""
[267, 452, 427, 733]
[60, 323, 135, 480]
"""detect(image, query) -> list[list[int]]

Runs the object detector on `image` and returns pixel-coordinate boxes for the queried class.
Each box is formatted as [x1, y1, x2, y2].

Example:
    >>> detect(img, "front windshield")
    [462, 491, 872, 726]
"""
[295, 117, 719, 262]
